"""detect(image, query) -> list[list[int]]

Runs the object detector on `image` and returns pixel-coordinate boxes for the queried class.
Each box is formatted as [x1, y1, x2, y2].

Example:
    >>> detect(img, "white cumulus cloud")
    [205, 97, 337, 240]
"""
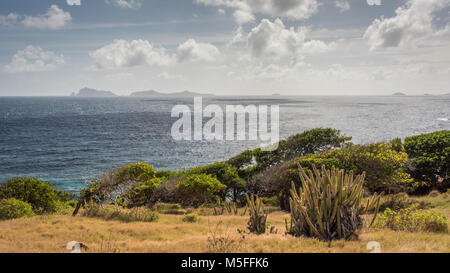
[22, 5, 71, 29]
[0, 5, 71, 29]
[177, 39, 220, 62]
[3, 45, 65, 73]
[0, 13, 19, 26]
[364, 0, 450, 51]
[247, 18, 333, 63]
[195, 0, 319, 24]
[105, 0, 143, 9]
[335, 0, 350, 12]
[89, 39, 175, 69]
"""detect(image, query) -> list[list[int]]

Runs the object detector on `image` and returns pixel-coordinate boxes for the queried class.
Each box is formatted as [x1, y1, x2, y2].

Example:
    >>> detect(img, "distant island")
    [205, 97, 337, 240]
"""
[392, 92, 406, 96]
[71, 88, 117, 97]
[70, 88, 212, 98]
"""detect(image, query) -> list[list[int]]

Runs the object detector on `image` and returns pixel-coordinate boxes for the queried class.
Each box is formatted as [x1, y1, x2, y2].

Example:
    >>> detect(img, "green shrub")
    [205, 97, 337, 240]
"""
[182, 213, 200, 223]
[66, 200, 78, 208]
[284, 128, 351, 160]
[374, 205, 448, 233]
[55, 190, 75, 202]
[176, 174, 226, 206]
[191, 162, 245, 202]
[115, 162, 155, 183]
[338, 143, 414, 193]
[0, 177, 61, 214]
[227, 128, 350, 181]
[260, 196, 279, 206]
[0, 198, 34, 220]
[155, 170, 177, 179]
[125, 177, 164, 207]
[73, 163, 157, 216]
[152, 203, 185, 214]
[227, 150, 254, 171]
[404, 130, 450, 192]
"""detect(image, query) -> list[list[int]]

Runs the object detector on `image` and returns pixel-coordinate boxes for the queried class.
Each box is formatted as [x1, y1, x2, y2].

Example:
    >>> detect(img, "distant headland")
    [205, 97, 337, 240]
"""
[71, 88, 213, 98]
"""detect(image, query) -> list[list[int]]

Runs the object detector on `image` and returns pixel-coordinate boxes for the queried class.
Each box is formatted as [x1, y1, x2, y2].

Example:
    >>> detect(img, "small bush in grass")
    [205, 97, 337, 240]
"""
[183, 213, 200, 223]
[377, 193, 429, 212]
[206, 221, 245, 253]
[119, 207, 159, 222]
[55, 201, 77, 215]
[81, 202, 159, 222]
[0, 198, 34, 220]
[0, 177, 62, 214]
[374, 205, 448, 233]
[152, 203, 185, 214]
[260, 196, 279, 207]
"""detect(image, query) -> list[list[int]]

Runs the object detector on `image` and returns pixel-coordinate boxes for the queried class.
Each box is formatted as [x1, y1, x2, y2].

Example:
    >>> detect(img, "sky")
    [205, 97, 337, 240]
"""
[0, 0, 449, 96]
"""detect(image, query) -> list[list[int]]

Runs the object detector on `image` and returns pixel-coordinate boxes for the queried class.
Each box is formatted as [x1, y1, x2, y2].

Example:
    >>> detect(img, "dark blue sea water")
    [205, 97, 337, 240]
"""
[0, 96, 449, 193]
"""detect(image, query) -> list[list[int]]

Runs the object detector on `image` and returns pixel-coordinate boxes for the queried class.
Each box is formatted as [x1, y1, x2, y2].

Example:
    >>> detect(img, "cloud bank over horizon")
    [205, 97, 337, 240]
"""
[0, 0, 449, 96]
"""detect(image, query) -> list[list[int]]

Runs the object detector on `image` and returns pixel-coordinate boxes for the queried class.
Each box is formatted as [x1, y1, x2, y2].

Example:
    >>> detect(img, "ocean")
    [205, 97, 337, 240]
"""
[0, 95, 449, 193]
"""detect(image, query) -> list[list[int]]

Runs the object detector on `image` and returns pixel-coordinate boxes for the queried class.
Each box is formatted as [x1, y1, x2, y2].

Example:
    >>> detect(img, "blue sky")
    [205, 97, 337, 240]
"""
[0, 0, 449, 96]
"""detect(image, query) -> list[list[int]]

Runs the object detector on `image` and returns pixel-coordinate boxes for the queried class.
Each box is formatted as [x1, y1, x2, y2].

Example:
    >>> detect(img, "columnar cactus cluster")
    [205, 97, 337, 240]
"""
[287, 165, 381, 241]
[246, 195, 267, 234]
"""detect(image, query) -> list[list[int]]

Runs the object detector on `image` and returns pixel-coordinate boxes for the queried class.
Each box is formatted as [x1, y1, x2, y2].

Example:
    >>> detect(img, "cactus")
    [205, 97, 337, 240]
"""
[287, 165, 381, 241]
[246, 195, 267, 234]
[225, 201, 239, 215]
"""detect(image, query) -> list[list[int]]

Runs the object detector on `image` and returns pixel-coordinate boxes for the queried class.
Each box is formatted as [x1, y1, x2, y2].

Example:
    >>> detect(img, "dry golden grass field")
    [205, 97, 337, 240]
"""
[0, 193, 449, 253]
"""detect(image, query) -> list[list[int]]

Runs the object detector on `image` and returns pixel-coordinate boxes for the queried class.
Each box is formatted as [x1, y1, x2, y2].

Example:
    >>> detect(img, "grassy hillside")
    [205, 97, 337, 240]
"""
[1, 193, 448, 253]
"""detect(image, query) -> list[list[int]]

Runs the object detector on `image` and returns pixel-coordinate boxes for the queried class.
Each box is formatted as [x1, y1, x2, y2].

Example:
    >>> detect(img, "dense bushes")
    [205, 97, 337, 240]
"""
[227, 128, 350, 176]
[339, 142, 413, 193]
[284, 128, 351, 160]
[0, 177, 67, 214]
[0, 198, 34, 220]
[176, 174, 226, 206]
[404, 130, 450, 193]
[125, 177, 164, 207]
[73, 162, 158, 214]
[191, 162, 245, 201]
[2, 128, 447, 228]
[116, 162, 156, 183]
[149, 174, 227, 207]
[374, 205, 448, 233]
[248, 142, 413, 210]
